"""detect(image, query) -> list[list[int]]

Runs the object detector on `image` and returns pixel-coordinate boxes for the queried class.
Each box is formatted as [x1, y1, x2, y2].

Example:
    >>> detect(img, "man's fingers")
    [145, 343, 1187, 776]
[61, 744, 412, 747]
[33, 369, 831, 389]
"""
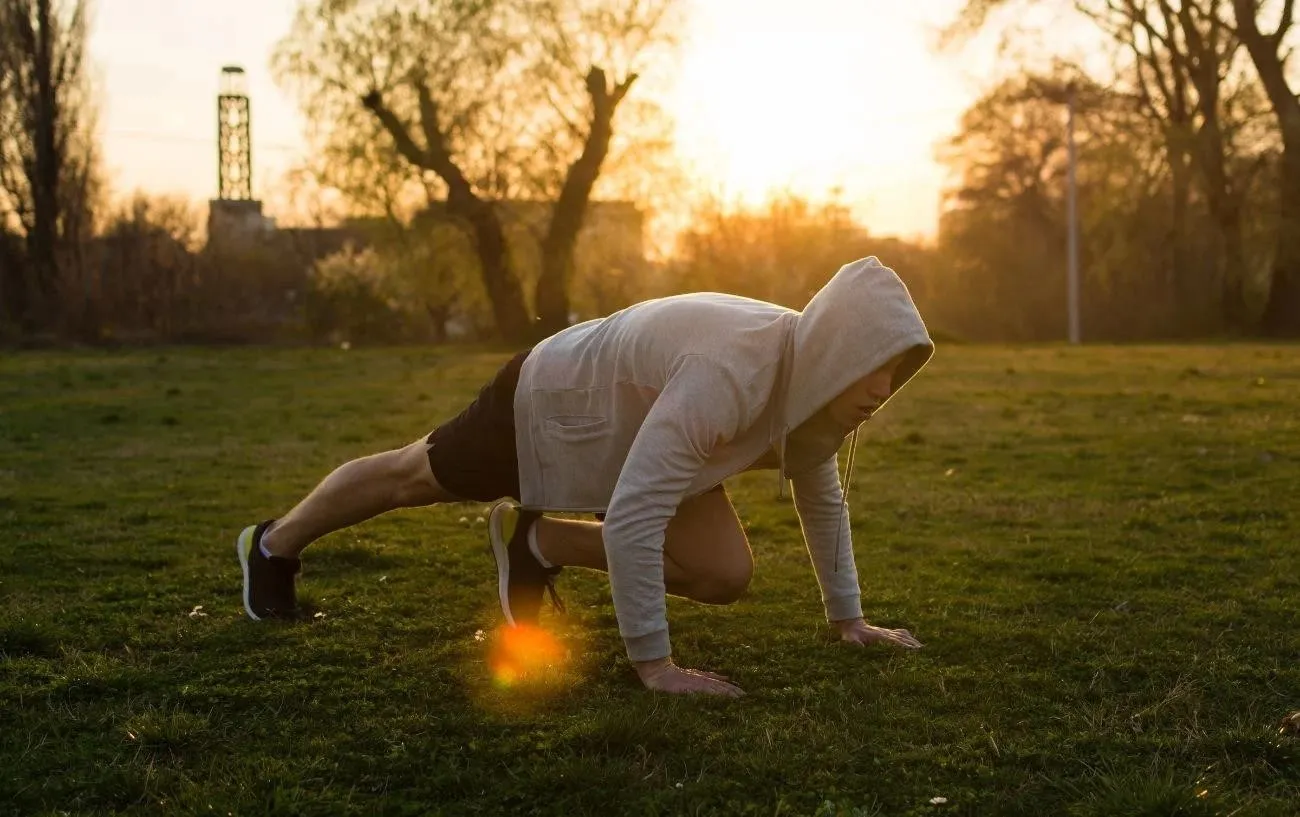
[887, 630, 922, 649]
[840, 626, 923, 649]
[649, 667, 745, 697]
[682, 677, 744, 697]
[886, 629, 920, 647]
[693, 673, 744, 697]
[713, 679, 745, 697]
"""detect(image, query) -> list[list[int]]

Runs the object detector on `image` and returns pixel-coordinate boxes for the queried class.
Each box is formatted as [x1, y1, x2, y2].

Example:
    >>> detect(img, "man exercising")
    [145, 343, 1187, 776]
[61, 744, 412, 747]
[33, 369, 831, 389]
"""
[237, 256, 934, 696]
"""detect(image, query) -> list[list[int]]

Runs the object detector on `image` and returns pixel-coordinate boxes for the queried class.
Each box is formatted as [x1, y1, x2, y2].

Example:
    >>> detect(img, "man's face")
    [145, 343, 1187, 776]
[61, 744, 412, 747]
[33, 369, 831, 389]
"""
[826, 353, 904, 432]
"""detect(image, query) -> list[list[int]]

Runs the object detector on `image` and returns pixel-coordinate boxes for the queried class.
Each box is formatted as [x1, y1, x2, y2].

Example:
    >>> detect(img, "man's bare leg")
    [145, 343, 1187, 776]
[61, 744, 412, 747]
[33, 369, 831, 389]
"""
[261, 438, 459, 558]
[521, 490, 750, 697]
[530, 489, 753, 604]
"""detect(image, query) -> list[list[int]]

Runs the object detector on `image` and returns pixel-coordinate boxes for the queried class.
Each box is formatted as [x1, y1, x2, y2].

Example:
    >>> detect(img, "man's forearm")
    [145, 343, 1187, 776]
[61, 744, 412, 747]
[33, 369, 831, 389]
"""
[791, 457, 864, 621]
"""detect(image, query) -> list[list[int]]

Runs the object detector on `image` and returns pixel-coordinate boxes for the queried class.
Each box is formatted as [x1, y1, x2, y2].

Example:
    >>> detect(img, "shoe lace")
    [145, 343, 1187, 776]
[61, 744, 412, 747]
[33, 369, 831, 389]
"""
[542, 568, 566, 615]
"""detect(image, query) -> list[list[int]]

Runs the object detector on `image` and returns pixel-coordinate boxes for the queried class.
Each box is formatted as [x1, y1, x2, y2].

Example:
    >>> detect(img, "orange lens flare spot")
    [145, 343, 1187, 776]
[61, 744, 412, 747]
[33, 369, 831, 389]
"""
[487, 624, 565, 687]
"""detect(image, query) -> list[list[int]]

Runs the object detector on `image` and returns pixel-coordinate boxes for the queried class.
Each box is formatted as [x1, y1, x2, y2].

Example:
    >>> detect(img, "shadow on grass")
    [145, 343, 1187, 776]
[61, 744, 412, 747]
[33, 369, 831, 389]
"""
[308, 542, 408, 572]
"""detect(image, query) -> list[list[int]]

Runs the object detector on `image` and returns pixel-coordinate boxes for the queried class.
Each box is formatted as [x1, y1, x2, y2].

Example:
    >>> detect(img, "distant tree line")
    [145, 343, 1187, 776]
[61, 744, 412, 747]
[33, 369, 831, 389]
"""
[1, 0, 1297, 344]
[0, 0, 98, 336]
[940, 0, 1299, 338]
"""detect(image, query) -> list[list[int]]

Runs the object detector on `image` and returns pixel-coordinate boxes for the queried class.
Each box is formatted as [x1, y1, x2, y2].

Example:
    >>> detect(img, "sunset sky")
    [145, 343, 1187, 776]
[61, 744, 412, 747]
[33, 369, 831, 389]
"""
[90, 0, 1004, 238]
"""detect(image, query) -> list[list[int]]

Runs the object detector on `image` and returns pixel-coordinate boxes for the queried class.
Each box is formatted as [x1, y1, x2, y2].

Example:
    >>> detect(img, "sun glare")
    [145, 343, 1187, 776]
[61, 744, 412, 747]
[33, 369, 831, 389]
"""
[666, 1, 968, 234]
[487, 624, 567, 689]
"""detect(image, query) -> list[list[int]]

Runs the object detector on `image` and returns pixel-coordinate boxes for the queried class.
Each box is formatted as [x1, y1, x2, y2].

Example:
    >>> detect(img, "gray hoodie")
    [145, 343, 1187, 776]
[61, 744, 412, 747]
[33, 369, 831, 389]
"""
[514, 257, 934, 661]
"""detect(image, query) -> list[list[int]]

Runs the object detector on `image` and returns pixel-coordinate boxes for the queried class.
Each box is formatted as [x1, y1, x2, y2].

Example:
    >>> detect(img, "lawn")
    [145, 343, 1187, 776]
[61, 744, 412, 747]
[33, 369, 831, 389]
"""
[1, 343, 1297, 816]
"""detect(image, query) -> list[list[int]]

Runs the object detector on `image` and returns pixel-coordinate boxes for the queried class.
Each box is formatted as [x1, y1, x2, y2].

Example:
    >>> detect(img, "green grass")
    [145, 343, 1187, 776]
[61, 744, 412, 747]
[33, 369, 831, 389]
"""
[1, 344, 1298, 816]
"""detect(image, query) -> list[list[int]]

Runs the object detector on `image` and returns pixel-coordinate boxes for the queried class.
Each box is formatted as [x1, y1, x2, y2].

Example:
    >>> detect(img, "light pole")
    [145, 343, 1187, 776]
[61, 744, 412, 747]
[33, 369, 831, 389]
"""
[1066, 82, 1081, 344]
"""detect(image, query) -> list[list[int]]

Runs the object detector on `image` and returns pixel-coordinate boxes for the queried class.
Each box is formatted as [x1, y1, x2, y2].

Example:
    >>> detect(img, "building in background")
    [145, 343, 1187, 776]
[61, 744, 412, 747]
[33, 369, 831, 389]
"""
[202, 63, 645, 334]
[207, 66, 274, 246]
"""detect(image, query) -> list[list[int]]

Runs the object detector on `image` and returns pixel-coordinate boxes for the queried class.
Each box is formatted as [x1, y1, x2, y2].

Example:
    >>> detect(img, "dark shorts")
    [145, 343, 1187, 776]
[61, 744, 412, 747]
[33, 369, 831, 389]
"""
[425, 351, 529, 502]
[425, 349, 728, 512]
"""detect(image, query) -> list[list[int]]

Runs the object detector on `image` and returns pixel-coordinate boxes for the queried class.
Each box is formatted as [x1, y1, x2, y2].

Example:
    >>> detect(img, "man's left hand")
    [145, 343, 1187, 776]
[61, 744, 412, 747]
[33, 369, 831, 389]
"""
[834, 618, 923, 649]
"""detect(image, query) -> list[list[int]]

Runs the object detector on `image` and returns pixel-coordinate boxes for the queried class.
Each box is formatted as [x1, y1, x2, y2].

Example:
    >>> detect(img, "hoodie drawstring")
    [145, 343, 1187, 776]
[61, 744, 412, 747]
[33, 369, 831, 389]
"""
[772, 314, 797, 500]
[833, 426, 860, 573]
[776, 431, 788, 499]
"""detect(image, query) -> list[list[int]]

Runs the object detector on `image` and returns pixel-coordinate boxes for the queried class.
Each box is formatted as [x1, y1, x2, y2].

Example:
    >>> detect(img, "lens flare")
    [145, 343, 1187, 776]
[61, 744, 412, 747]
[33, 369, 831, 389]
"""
[487, 623, 566, 688]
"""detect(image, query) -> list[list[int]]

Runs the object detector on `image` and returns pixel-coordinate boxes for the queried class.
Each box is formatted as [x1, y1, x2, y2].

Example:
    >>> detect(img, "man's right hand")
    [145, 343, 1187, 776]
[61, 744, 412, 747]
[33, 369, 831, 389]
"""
[635, 657, 745, 697]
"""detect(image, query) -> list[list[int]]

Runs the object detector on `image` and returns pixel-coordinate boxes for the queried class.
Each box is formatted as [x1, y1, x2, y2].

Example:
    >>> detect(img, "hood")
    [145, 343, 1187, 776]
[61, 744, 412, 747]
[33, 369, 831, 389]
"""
[778, 256, 934, 477]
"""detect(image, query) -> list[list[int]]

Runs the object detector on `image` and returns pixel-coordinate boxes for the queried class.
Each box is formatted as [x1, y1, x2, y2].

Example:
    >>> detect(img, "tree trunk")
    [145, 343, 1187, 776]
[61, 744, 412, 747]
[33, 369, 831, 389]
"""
[1197, 124, 1249, 329]
[1260, 149, 1300, 334]
[1233, 0, 1300, 336]
[533, 68, 636, 337]
[1218, 199, 1247, 328]
[25, 0, 62, 331]
[1167, 142, 1195, 328]
[0, 227, 26, 325]
[449, 190, 533, 344]
[362, 87, 533, 344]
[1190, 77, 1248, 329]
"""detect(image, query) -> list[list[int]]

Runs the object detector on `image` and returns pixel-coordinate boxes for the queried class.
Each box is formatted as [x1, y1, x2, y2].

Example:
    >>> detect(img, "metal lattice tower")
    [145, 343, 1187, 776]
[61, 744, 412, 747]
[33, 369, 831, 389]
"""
[217, 66, 252, 200]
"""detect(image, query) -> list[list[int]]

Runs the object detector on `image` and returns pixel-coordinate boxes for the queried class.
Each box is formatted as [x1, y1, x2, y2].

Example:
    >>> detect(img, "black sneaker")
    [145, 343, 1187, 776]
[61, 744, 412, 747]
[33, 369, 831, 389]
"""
[236, 520, 301, 620]
[487, 501, 564, 626]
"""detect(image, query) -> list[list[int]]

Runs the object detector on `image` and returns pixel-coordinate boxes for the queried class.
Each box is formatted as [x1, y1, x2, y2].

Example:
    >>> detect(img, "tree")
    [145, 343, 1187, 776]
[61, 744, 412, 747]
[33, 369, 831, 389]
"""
[937, 71, 1080, 340]
[304, 220, 488, 344]
[933, 69, 1210, 340]
[1231, 0, 1300, 335]
[274, 0, 680, 343]
[1119, 0, 1249, 324]
[945, 0, 1275, 331]
[0, 0, 98, 332]
[91, 193, 203, 339]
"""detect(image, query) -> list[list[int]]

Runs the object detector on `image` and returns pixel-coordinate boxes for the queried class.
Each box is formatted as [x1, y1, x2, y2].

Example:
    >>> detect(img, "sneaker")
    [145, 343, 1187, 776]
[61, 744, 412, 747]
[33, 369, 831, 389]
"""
[487, 500, 564, 626]
[236, 520, 301, 620]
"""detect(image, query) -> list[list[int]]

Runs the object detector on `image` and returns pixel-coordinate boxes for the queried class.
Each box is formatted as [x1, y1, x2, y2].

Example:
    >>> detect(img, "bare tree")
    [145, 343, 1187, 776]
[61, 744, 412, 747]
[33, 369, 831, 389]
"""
[0, 0, 97, 332]
[934, 69, 1197, 339]
[1231, 0, 1300, 335]
[274, 0, 680, 342]
[522, 0, 679, 333]
[946, 0, 1272, 330]
[92, 193, 203, 339]
[1103, 0, 1262, 326]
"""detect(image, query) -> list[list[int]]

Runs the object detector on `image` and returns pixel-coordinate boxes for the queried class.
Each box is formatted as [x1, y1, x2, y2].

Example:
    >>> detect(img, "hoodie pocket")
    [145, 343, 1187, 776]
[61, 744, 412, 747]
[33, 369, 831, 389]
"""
[536, 387, 614, 444]
[544, 415, 610, 443]
[530, 386, 620, 507]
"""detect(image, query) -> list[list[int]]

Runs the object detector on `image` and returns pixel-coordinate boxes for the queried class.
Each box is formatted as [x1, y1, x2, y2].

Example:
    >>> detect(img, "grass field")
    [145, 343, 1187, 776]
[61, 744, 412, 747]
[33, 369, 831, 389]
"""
[1, 343, 1298, 816]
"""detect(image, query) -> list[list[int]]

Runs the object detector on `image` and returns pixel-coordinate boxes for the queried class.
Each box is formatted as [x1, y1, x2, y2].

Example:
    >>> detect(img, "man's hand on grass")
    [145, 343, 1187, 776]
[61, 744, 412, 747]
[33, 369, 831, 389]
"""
[834, 617, 923, 649]
[636, 657, 745, 697]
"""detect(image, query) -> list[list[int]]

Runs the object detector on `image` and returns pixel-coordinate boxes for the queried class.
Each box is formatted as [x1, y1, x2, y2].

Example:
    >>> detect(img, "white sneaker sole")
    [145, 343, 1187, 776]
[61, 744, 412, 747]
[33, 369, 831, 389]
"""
[236, 525, 262, 621]
[487, 500, 517, 626]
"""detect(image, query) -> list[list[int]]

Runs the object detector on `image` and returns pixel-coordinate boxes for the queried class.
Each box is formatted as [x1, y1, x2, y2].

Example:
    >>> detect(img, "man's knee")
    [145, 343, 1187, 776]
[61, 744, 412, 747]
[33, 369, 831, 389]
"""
[390, 441, 444, 506]
[690, 559, 753, 605]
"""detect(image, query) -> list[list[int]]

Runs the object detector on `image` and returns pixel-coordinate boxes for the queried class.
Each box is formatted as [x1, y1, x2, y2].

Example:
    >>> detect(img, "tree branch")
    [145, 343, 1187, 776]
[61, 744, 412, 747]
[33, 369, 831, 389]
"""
[585, 67, 608, 116]
[611, 73, 638, 107]
[416, 82, 441, 160]
[361, 90, 431, 170]
[412, 81, 480, 202]
[1204, 0, 1224, 60]
[1277, 0, 1295, 44]
[585, 66, 639, 121]
[1164, 0, 1202, 65]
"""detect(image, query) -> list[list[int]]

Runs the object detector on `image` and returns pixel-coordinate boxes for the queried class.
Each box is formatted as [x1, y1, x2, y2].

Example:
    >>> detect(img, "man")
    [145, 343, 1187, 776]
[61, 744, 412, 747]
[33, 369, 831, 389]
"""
[237, 256, 934, 696]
